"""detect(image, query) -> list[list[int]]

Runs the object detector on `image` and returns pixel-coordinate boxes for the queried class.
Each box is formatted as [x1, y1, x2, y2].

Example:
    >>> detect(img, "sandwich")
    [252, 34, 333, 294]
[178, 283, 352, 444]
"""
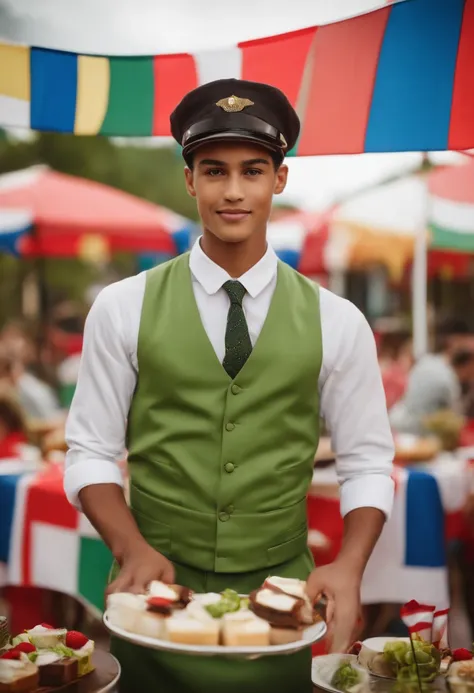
[447, 659, 474, 693]
[147, 581, 193, 615]
[107, 592, 166, 638]
[221, 610, 270, 647]
[165, 613, 220, 646]
[107, 593, 148, 634]
[249, 588, 314, 629]
[9, 625, 95, 685]
[0, 652, 39, 693]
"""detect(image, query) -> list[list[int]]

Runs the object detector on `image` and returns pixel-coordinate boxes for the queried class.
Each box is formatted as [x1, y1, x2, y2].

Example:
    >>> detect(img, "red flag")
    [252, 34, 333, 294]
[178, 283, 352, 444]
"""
[400, 600, 436, 643]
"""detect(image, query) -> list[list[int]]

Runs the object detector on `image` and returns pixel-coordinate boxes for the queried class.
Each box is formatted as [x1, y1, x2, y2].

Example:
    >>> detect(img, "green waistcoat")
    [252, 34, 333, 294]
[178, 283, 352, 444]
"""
[127, 252, 322, 574]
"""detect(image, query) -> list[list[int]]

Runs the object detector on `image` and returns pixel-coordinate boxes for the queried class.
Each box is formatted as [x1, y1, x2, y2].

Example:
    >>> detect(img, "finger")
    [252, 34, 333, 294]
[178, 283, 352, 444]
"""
[330, 596, 359, 653]
[106, 573, 132, 597]
[306, 574, 324, 603]
[325, 597, 336, 624]
[161, 561, 175, 584]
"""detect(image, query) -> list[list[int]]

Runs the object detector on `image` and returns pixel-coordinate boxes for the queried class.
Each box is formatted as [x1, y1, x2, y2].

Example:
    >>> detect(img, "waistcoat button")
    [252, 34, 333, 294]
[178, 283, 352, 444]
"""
[231, 384, 241, 395]
[224, 462, 235, 473]
[225, 422, 235, 432]
[218, 511, 230, 522]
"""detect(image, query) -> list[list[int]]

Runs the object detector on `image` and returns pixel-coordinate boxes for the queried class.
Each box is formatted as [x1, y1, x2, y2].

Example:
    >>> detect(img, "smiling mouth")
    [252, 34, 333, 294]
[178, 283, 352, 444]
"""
[217, 210, 251, 222]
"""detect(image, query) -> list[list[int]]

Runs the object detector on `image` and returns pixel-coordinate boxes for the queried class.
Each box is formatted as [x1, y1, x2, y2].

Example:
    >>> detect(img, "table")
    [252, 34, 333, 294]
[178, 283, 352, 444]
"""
[0, 459, 112, 621]
[309, 451, 473, 609]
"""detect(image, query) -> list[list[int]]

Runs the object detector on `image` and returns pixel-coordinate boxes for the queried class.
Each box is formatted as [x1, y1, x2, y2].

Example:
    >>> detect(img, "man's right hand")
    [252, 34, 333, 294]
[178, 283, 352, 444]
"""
[106, 541, 175, 597]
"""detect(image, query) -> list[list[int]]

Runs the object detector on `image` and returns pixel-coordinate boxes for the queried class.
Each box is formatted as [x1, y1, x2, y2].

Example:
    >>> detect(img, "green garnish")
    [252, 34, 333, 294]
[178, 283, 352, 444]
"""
[331, 661, 362, 692]
[205, 589, 242, 619]
[51, 645, 74, 658]
[383, 639, 440, 683]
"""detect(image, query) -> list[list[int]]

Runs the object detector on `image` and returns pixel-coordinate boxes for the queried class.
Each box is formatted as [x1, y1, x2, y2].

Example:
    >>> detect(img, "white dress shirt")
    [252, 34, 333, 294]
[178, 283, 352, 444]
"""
[65, 240, 394, 518]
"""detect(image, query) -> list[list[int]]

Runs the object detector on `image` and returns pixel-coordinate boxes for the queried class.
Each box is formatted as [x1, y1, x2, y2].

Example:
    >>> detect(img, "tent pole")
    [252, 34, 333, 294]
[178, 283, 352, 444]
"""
[412, 167, 429, 360]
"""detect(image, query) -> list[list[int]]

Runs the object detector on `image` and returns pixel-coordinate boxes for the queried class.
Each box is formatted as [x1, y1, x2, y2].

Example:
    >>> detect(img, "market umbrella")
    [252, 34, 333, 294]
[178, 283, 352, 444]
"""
[428, 158, 474, 252]
[0, 165, 182, 257]
[327, 175, 427, 282]
[0, 209, 32, 254]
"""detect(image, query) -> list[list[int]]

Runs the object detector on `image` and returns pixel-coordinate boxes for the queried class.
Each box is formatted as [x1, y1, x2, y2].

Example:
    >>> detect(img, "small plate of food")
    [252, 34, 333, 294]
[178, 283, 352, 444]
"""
[104, 576, 327, 659]
[357, 636, 441, 681]
[312, 654, 369, 693]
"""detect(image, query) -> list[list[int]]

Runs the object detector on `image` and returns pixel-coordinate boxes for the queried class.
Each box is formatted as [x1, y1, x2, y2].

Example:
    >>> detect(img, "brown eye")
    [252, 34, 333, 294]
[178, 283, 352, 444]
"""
[206, 168, 224, 176]
[245, 168, 263, 176]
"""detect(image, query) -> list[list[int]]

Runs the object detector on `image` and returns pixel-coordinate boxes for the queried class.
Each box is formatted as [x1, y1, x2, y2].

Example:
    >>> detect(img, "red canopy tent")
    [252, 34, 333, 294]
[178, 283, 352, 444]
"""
[0, 166, 179, 257]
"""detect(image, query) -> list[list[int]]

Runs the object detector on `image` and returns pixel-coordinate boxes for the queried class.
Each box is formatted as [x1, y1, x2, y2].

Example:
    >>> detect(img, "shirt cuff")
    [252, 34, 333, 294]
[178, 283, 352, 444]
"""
[339, 474, 395, 519]
[64, 459, 124, 510]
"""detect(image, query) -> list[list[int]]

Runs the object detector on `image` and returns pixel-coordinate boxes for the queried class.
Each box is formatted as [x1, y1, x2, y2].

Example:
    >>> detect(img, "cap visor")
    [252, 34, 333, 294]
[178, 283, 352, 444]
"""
[183, 131, 283, 158]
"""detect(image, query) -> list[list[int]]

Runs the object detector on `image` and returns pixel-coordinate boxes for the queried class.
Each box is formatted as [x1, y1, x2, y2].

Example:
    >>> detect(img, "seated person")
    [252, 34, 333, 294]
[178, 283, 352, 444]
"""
[390, 318, 474, 435]
[0, 386, 28, 458]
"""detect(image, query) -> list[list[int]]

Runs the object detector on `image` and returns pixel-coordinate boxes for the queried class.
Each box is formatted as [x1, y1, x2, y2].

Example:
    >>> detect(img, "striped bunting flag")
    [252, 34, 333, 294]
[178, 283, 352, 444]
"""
[0, 0, 474, 154]
[428, 158, 474, 251]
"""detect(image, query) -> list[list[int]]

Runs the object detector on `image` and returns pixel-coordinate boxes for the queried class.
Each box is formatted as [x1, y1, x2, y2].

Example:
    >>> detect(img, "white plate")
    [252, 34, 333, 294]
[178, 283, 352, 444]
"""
[312, 653, 370, 692]
[103, 612, 327, 660]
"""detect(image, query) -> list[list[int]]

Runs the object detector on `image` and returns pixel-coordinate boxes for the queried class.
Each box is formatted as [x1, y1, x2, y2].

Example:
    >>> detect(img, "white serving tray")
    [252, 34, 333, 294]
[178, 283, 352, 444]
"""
[104, 607, 326, 660]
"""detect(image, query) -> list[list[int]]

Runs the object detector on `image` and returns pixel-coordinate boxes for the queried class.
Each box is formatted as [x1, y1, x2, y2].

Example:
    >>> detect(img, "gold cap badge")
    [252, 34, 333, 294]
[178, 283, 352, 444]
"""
[216, 95, 254, 113]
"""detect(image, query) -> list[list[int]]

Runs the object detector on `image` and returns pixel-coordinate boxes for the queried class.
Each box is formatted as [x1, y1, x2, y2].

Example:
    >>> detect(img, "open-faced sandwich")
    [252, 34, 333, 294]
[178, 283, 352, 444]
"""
[447, 659, 474, 693]
[249, 575, 319, 645]
[107, 581, 194, 640]
[0, 623, 95, 688]
[0, 652, 39, 693]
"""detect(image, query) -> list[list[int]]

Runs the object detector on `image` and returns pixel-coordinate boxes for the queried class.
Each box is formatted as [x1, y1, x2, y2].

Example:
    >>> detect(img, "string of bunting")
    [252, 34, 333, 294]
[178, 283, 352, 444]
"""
[0, 0, 473, 154]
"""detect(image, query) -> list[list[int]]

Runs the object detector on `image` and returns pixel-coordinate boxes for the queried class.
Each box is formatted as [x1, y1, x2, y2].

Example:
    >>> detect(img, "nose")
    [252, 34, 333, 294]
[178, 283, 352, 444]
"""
[223, 172, 245, 203]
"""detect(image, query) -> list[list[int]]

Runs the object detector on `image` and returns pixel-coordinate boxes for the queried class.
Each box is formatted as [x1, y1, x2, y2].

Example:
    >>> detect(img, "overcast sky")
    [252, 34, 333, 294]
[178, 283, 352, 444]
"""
[1, 0, 463, 210]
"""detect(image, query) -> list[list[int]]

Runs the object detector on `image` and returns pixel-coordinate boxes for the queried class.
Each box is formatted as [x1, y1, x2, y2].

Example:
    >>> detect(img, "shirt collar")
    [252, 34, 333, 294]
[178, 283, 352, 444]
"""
[189, 236, 278, 299]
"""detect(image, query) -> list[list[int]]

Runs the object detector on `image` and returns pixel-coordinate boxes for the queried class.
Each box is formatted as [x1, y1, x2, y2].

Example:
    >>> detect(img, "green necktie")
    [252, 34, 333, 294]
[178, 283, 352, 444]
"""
[222, 280, 253, 379]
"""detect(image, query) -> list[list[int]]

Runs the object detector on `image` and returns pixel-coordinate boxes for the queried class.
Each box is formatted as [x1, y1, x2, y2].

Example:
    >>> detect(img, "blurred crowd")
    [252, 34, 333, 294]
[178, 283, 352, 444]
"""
[0, 302, 85, 460]
[378, 316, 474, 444]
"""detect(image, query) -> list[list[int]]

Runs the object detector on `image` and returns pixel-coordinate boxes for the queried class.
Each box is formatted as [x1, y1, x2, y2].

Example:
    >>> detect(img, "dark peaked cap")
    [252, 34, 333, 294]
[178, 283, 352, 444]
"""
[170, 79, 300, 159]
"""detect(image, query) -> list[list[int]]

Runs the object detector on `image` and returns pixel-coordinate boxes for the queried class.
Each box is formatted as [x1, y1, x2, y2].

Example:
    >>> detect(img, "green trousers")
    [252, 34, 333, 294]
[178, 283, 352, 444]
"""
[111, 549, 314, 693]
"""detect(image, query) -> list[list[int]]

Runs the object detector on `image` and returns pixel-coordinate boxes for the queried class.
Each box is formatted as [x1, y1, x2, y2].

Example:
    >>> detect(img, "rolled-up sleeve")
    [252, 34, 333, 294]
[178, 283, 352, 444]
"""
[320, 299, 395, 518]
[64, 282, 139, 510]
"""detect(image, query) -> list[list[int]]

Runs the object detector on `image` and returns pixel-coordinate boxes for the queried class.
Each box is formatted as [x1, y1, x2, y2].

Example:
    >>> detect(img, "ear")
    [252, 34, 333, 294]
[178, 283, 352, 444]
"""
[274, 164, 288, 195]
[184, 167, 196, 198]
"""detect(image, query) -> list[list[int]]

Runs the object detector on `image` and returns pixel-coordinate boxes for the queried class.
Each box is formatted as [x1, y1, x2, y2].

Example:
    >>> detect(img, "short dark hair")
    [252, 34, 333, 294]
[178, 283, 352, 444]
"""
[185, 150, 284, 171]
[451, 349, 474, 368]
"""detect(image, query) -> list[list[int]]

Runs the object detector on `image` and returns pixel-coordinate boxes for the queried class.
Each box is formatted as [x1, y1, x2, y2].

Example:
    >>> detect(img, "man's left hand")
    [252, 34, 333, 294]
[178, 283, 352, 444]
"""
[306, 560, 362, 653]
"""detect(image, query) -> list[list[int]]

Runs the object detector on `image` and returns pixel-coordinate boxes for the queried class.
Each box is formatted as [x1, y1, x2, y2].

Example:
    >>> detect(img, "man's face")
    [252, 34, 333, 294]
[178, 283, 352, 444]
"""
[184, 142, 288, 244]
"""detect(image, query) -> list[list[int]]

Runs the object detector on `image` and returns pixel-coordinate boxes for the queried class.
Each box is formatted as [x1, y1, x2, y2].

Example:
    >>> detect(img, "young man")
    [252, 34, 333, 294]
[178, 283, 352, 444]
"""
[65, 79, 394, 693]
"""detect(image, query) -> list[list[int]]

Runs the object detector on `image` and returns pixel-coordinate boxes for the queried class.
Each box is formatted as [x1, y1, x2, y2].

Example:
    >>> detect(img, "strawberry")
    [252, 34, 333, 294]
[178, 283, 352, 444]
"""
[147, 597, 173, 609]
[13, 642, 36, 654]
[452, 648, 473, 661]
[39, 623, 55, 629]
[65, 631, 89, 650]
[0, 650, 22, 660]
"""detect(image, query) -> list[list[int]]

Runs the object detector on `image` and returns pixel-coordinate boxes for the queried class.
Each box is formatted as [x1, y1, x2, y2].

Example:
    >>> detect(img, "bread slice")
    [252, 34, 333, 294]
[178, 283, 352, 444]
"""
[263, 576, 307, 600]
[135, 611, 166, 639]
[270, 627, 304, 645]
[165, 617, 219, 646]
[0, 671, 39, 693]
[249, 589, 313, 628]
[0, 656, 39, 693]
[221, 611, 270, 647]
[106, 593, 147, 633]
